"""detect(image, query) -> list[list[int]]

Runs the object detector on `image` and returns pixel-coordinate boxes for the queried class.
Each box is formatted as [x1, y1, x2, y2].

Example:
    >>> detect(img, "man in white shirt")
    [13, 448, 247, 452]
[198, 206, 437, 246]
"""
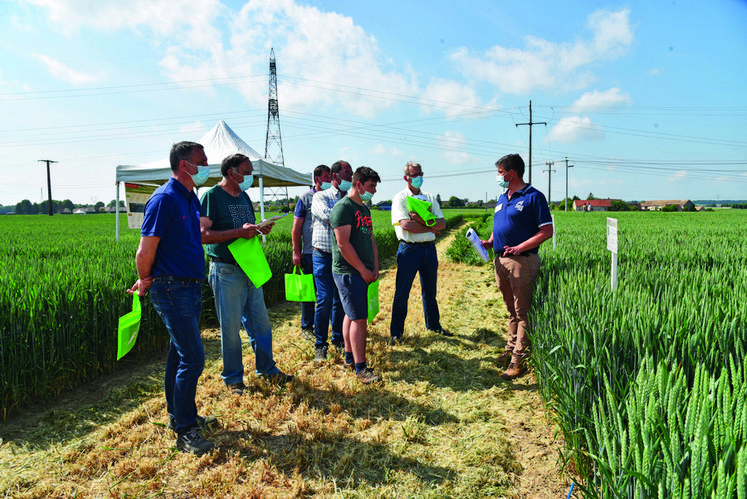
[389, 161, 452, 344]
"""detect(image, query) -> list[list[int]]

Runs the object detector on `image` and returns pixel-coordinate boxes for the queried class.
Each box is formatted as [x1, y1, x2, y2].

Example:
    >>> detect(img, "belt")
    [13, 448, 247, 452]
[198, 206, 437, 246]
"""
[399, 240, 434, 247]
[153, 276, 204, 284]
[211, 256, 238, 265]
[497, 251, 532, 257]
[313, 248, 331, 254]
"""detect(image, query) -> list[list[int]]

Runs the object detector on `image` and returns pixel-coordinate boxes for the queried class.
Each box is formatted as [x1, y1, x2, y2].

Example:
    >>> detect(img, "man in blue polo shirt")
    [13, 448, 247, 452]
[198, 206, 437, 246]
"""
[128, 141, 217, 455]
[481, 153, 553, 380]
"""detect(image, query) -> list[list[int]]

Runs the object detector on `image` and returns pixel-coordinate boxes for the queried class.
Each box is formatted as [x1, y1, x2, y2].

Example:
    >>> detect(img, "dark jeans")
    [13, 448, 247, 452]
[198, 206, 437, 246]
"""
[312, 249, 343, 348]
[390, 241, 441, 337]
[300, 253, 315, 330]
[150, 278, 204, 434]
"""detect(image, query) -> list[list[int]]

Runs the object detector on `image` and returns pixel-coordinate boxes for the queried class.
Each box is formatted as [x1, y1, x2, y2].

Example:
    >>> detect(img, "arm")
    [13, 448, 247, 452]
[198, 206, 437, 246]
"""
[128, 236, 159, 296]
[502, 224, 554, 255]
[311, 192, 333, 222]
[200, 216, 270, 244]
[291, 217, 304, 267]
[371, 232, 379, 281]
[400, 214, 445, 234]
[334, 225, 376, 283]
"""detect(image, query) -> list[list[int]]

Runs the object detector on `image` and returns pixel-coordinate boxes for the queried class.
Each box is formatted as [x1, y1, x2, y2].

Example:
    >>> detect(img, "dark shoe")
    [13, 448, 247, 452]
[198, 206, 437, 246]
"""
[356, 368, 381, 384]
[228, 382, 247, 395]
[263, 371, 294, 384]
[315, 346, 328, 362]
[390, 335, 402, 345]
[176, 427, 215, 455]
[331, 340, 345, 354]
[301, 328, 315, 342]
[497, 350, 512, 366]
[500, 362, 527, 380]
[430, 327, 454, 337]
[168, 415, 219, 432]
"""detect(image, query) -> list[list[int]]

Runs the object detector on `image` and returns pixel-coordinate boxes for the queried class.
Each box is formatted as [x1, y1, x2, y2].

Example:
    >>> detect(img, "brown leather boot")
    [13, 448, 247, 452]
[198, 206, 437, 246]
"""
[497, 350, 512, 366]
[500, 362, 527, 380]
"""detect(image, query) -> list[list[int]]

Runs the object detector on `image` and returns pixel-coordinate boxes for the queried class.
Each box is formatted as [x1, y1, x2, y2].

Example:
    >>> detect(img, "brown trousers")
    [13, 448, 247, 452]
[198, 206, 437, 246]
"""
[494, 253, 541, 364]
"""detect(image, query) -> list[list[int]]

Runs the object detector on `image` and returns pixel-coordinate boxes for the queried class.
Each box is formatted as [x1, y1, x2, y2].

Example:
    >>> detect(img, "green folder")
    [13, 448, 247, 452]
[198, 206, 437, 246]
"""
[367, 279, 379, 324]
[117, 293, 141, 360]
[406, 196, 438, 226]
[228, 237, 272, 288]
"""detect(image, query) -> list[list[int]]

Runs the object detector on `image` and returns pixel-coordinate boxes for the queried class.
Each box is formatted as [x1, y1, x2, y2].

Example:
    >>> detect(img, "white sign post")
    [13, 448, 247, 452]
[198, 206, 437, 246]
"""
[607, 217, 618, 291]
[551, 214, 556, 250]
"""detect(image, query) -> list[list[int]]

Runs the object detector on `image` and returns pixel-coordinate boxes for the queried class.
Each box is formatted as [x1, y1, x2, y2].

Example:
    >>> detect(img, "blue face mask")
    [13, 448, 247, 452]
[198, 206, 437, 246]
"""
[338, 179, 352, 192]
[187, 162, 210, 187]
[410, 176, 423, 189]
[360, 188, 374, 202]
[497, 171, 511, 189]
[238, 174, 254, 191]
[320, 181, 332, 191]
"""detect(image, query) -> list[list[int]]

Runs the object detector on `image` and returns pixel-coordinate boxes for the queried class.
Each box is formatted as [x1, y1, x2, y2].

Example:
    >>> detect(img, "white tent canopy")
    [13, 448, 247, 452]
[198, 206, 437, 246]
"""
[114, 120, 311, 239]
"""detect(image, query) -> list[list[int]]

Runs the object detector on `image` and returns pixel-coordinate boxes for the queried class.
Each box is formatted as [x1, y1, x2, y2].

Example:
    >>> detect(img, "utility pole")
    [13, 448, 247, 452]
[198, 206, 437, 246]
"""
[38, 159, 58, 216]
[544, 161, 556, 207]
[515, 100, 546, 185]
[564, 157, 574, 212]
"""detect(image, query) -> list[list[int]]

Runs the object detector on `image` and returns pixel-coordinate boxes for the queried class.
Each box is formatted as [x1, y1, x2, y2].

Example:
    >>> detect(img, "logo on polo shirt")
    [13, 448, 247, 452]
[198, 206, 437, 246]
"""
[516, 200, 525, 212]
[495, 204, 503, 212]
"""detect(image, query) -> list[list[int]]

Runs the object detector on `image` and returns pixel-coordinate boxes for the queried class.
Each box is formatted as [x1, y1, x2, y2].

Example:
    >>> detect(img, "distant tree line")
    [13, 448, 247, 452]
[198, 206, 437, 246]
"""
[2, 199, 125, 215]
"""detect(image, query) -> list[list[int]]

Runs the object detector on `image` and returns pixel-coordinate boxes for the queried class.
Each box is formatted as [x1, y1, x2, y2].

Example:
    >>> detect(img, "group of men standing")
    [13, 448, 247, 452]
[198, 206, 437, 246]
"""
[128, 140, 552, 456]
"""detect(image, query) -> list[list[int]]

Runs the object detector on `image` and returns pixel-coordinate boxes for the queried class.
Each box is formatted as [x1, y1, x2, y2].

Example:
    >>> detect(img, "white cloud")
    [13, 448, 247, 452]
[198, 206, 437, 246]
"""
[439, 131, 472, 165]
[22, 0, 224, 38]
[451, 8, 633, 94]
[669, 170, 688, 181]
[32, 54, 103, 85]
[370, 144, 403, 156]
[153, 0, 418, 117]
[570, 88, 631, 112]
[419, 78, 487, 118]
[545, 116, 603, 143]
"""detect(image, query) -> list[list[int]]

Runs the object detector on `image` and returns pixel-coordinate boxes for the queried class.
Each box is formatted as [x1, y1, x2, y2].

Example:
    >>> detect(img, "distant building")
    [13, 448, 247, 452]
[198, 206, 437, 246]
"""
[640, 200, 695, 211]
[573, 199, 612, 212]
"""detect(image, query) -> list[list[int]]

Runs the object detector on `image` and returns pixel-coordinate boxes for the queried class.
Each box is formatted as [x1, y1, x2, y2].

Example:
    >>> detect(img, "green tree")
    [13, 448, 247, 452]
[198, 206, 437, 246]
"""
[611, 200, 632, 212]
[15, 199, 36, 214]
[107, 199, 125, 209]
[62, 199, 76, 212]
[448, 196, 465, 207]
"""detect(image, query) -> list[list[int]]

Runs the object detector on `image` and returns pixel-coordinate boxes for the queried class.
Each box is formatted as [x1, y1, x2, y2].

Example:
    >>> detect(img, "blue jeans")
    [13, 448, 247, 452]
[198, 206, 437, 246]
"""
[312, 249, 343, 348]
[390, 242, 441, 337]
[300, 253, 315, 330]
[150, 278, 204, 434]
[208, 262, 279, 385]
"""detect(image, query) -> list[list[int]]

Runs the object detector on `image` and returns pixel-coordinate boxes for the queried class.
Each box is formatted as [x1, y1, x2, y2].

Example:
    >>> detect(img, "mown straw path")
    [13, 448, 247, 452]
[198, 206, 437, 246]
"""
[0, 224, 571, 498]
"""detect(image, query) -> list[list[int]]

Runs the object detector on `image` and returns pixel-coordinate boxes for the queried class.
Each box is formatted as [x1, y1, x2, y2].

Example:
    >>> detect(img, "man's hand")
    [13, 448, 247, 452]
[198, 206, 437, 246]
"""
[292, 249, 303, 267]
[361, 268, 376, 284]
[409, 211, 440, 235]
[481, 239, 492, 249]
[127, 277, 153, 296]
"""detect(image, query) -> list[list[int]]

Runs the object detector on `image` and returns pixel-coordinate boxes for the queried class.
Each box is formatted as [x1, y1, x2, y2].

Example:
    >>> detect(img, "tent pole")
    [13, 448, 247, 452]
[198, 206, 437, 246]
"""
[115, 181, 120, 242]
[259, 175, 266, 243]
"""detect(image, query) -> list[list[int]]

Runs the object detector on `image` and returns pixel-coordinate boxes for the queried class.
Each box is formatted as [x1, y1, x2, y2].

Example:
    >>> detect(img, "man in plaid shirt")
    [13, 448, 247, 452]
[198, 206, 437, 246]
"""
[310, 160, 353, 362]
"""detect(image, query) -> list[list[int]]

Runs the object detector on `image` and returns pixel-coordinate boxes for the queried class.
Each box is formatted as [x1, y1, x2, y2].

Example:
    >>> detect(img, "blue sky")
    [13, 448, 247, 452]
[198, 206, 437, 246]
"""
[1, 0, 746, 207]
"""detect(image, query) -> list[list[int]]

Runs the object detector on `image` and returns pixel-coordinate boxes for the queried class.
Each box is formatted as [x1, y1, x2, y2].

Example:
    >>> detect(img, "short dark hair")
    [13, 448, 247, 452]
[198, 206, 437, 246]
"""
[330, 160, 350, 176]
[313, 164, 330, 179]
[353, 166, 381, 185]
[496, 153, 525, 178]
[169, 141, 204, 172]
[221, 153, 251, 177]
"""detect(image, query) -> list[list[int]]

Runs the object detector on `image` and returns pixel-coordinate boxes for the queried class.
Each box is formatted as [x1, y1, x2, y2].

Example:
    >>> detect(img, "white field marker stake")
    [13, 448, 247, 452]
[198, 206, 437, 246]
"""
[607, 217, 618, 291]
[552, 214, 556, 250]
